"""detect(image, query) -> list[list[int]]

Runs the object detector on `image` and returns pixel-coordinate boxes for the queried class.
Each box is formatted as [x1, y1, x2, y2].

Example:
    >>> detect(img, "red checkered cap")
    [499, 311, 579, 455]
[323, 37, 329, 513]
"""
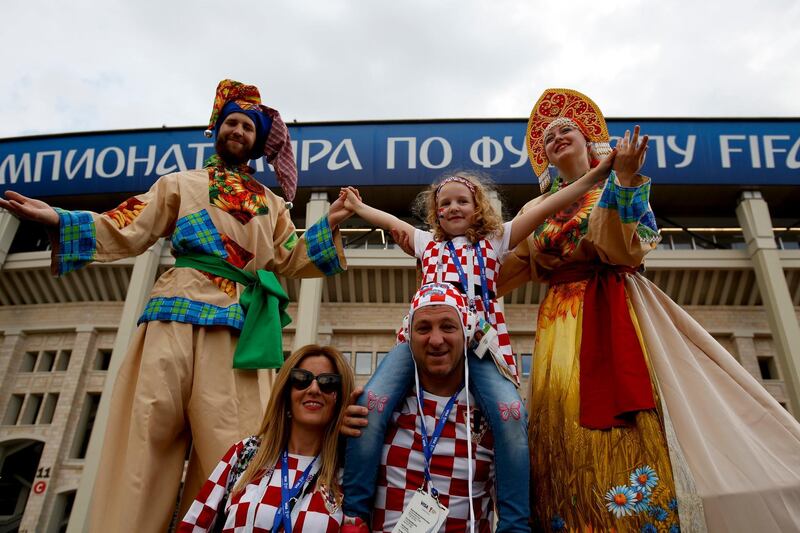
[407, 282, 469, 336]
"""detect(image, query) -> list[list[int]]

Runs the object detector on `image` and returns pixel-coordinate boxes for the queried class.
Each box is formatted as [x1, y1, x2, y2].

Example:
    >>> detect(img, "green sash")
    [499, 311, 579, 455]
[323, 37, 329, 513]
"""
[174, 253, 291, 369]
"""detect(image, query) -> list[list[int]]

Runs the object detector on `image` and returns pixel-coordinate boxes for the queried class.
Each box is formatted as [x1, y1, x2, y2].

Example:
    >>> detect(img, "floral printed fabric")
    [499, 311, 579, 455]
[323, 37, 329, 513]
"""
[103, 197, 148, 229]
[532, 179, 604, 260]
[205, 155, 270, 225]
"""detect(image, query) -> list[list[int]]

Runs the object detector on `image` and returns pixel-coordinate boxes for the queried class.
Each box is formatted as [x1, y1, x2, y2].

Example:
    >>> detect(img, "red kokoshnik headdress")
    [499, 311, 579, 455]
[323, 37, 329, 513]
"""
[526, 88, 612, 193]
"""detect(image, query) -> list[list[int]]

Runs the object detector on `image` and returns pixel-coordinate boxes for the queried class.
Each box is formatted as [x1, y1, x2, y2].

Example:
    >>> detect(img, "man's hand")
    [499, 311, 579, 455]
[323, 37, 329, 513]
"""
[328, 194, 352, 229]
[0, 191, 59, 226]
[341, 386, 369, 438]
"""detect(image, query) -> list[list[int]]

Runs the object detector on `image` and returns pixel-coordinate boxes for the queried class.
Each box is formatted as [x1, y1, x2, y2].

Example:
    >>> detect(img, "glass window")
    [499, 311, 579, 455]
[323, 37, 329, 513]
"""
[19, 351, 38, 372]
[40, 393, 59, 424]
[341, 351, 352, 364]
[72, 393, 101, 458]
[376, 352, 389, 369]
[758, 356, 777, 380]
[3, 394, 24, 425]
[94, 349, 112, 371]
[37, 350, 56, 372]
[355, 352, 373, 375]
[520, 354, 533, 377]
[55, 350, 72, 371]
[20, 394, 43, 425]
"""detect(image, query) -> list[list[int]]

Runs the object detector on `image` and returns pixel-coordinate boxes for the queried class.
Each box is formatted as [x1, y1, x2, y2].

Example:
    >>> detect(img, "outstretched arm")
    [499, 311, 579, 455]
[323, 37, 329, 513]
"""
[341, 187, 416, 254]
[508, 149, 617, 249]
[0, 191, 59, 226]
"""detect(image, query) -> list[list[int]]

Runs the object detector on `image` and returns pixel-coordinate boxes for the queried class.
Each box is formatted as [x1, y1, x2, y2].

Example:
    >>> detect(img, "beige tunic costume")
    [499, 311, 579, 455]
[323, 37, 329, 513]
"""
[499, 174, 800, 532]
[51, 157, 345, 532]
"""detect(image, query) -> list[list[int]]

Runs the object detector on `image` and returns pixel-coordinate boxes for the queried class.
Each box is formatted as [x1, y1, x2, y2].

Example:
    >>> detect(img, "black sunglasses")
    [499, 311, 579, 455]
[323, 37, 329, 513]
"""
[289, 368, 341, 394]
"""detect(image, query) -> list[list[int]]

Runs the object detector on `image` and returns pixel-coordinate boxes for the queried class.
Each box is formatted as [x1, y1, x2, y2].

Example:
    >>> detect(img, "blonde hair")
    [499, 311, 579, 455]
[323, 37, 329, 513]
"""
[232, 345, 354, 501]
[413, 171, 504, 243]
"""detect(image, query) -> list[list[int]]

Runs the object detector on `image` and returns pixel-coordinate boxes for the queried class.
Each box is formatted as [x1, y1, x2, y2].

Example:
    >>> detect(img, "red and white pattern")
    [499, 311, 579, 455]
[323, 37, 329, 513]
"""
[178, 438, 341, 533]
[396, 224, 518, 383]
[371, 388, 495, 532]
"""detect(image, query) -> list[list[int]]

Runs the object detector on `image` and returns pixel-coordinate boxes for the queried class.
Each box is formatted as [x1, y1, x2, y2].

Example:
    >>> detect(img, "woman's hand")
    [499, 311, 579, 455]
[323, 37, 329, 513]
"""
[612, 125, 649, 187]
[340, 386, 369, 438]
[0, 191, 59, 226]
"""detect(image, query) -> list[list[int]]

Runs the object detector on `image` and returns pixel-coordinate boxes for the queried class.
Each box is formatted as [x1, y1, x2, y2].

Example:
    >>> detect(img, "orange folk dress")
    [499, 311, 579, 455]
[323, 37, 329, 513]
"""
[499, 174, 800, 532]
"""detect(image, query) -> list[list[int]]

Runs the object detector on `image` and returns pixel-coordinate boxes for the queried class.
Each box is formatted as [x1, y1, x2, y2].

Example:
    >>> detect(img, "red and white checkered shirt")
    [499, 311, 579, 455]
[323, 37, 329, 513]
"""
[396, 224, 519, 383]
[371, 388, 496, 532]
[178, 437, 341, 532]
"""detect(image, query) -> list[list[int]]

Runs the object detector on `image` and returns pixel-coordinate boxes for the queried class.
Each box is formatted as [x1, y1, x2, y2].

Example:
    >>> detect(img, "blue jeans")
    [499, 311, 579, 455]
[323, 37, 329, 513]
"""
[343, 343, 530, 532]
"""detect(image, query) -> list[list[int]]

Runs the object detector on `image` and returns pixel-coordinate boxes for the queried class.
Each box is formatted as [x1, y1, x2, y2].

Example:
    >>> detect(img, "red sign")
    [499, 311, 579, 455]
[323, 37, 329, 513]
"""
[33, 481, 46, 494]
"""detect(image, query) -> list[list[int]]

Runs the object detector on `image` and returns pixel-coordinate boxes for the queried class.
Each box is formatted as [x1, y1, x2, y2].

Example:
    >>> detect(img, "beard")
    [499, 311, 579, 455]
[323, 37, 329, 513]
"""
[215, 135, 253, 166]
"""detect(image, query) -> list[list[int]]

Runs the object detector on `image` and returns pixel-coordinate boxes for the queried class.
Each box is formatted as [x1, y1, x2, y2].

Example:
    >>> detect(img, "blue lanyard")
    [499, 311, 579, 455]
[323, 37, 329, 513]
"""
[444, 240, 491, 318]
[272, 450, 318, 533]
[418, 387, 463, 496]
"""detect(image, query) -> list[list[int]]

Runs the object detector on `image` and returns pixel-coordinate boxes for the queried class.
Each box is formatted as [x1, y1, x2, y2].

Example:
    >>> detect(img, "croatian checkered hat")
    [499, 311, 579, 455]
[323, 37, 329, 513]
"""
[406, 282, 470, 339]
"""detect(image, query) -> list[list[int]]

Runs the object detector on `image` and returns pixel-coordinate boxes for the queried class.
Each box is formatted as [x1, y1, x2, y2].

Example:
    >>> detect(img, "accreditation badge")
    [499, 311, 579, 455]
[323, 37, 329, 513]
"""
[391, 488, 448, 533]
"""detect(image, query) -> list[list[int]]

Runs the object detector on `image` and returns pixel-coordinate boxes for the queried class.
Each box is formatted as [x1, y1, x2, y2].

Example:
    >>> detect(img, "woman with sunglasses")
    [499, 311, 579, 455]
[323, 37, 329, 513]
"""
[178, 344, 354, 532]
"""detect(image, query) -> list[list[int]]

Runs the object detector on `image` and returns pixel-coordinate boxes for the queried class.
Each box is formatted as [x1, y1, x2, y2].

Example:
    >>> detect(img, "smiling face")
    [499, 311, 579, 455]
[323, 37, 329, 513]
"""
[215, 112, 257, 165]
[543, 120, 591, 170]
[410, 305, 465, 394]
[289, 355, 339, 434]
[435, 181, 476, 238]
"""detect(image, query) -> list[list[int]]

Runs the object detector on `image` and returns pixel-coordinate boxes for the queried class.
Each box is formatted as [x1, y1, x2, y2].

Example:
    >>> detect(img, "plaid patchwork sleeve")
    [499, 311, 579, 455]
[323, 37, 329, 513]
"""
[53, 208, 97, 276]
[177, 440, 245, 532]
[597, 174, 652, 224]
[304, 215, 344, 276]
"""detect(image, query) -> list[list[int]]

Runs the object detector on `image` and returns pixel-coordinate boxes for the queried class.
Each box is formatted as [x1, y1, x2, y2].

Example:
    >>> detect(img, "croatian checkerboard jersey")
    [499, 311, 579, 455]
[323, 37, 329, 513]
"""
[372, 388, 495, 532]
[179, 437, 342, 532]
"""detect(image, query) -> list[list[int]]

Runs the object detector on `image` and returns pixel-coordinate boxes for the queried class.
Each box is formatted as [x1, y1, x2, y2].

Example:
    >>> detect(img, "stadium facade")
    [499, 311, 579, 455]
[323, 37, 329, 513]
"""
[1, 118, 799, 531]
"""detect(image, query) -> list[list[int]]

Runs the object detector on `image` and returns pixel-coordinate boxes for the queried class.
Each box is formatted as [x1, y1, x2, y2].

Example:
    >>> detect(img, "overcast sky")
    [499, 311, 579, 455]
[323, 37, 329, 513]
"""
[2, 0, 798, 138]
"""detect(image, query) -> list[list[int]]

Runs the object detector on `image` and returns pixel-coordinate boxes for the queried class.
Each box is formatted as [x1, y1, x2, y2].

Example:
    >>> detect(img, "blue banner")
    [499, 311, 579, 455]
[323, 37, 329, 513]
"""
[1, 119, 798, 198]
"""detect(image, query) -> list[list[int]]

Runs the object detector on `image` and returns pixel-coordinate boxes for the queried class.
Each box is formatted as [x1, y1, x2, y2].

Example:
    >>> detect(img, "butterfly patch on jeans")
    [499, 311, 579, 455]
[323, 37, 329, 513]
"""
[367, 390, 388, 412]
[499, 401, 521, 421]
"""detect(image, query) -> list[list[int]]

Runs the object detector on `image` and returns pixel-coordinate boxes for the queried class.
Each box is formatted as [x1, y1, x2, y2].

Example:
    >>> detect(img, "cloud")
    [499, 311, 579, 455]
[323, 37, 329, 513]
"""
[1, 0, 798, 138]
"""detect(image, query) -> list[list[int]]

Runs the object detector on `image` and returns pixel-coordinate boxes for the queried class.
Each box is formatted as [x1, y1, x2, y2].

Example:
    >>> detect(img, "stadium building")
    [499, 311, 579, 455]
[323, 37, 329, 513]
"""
[0, 118, 799, 531]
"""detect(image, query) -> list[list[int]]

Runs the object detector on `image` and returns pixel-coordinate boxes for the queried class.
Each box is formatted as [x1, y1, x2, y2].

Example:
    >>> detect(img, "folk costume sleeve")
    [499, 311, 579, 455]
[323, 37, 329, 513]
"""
[585, 173, 660, 267]
[266, 202, 346, 279]
[51, 173, 180, 276]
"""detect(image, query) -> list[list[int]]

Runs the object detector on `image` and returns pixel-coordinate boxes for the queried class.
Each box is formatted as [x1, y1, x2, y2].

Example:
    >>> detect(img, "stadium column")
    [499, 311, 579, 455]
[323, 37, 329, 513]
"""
[736, 191, 800, 417]
[292, 192, 329, 351]
[0, 209, 20, 268]
[66, 239, 165, 533]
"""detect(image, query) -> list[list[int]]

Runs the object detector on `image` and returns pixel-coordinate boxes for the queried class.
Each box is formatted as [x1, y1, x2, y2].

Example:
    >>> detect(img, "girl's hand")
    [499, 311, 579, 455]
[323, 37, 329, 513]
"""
[341, 186, 363, 212]
[327, 194, 352, 228]
[613, 125, 649, 186]
[0, 191, 59, 226]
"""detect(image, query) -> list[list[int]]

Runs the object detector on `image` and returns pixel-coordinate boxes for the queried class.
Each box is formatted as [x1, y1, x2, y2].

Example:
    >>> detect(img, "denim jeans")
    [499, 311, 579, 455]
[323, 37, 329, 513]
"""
[342, 342, 531, 532]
